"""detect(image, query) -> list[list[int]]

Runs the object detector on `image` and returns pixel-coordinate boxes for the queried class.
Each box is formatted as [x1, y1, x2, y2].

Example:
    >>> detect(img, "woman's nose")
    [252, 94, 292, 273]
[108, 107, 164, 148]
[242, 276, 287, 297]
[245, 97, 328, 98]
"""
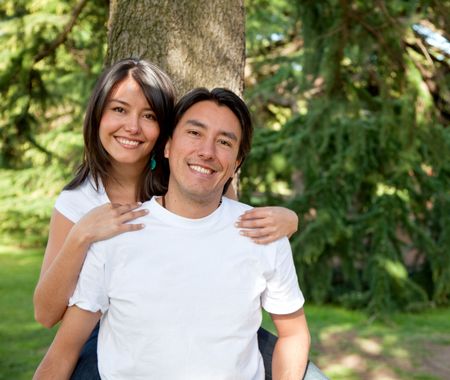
[124, 115, 140, 134]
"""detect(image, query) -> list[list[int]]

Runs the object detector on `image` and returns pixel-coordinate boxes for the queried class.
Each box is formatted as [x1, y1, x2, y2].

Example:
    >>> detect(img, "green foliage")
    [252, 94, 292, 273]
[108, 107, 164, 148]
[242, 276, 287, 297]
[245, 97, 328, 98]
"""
[0, 0, 107, 168]
[1, 0, 449, 316]
[0, 0, 107, 244]
[243, 0, 450, 314]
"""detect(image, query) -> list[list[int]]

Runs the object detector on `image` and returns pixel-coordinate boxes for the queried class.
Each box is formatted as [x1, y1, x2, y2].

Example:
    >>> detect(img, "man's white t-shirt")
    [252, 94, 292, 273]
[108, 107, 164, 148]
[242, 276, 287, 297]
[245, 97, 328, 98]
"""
[66, 192, 304, 379]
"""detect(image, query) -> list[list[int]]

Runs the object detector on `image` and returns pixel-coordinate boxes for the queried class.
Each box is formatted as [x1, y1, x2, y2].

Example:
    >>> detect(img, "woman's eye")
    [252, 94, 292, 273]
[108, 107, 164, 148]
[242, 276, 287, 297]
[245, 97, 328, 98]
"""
[112, 107, 125, 113]
[144, 113, 157, 120]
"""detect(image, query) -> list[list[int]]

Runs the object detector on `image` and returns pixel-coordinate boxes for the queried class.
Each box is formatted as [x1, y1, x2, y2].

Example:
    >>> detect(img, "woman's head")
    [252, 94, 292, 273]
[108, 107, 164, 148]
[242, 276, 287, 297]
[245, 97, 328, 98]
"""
[68, 58, 176, 200]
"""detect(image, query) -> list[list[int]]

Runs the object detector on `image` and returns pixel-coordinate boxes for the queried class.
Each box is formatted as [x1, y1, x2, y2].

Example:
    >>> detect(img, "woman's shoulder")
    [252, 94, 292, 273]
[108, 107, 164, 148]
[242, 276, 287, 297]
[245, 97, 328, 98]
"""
[54, 177, 108, 223]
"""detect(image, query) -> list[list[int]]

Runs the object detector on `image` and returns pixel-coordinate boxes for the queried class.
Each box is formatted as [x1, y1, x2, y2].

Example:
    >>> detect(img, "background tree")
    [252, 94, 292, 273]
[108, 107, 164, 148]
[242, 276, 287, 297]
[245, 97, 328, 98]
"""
[0, 0, 108, 245]
[1, 0, 449, 314]
[243, 0, 450, 314]
[106, 0, 245, 96]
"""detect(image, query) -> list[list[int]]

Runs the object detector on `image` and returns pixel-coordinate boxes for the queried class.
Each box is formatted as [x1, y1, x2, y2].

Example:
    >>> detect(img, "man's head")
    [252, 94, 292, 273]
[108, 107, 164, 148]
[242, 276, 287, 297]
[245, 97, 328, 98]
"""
[164, 88, 253, 212]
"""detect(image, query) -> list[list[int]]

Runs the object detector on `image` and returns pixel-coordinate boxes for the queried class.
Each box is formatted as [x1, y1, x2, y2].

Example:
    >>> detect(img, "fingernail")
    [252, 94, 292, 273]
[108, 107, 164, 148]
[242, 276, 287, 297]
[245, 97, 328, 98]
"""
[234, 222, 240, 227]
[137, 202, 142, 206]
[239, 230, 245, 235]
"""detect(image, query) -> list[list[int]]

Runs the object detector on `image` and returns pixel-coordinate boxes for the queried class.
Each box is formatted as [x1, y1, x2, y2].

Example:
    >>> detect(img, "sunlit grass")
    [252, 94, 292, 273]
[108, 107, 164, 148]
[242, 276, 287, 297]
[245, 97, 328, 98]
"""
[0, 246, 57, 380]
[262, 304, 450, 379]
[1, 244, 449, 379]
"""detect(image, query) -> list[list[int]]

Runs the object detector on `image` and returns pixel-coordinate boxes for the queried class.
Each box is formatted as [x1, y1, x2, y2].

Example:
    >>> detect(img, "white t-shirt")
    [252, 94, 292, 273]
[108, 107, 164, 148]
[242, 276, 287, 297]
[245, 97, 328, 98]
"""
[69, 196, 304, 380]
[54, 177, 109, 223]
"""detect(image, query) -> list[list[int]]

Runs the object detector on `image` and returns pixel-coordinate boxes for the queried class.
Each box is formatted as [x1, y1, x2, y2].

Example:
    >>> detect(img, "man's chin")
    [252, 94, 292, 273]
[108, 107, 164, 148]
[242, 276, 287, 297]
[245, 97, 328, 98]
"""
[186, 189, 223, 205]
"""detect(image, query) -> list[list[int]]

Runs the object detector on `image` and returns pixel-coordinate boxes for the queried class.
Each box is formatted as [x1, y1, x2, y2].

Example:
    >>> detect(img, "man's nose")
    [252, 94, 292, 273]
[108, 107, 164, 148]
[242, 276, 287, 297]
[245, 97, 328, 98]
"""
[198, 138, 216, 159]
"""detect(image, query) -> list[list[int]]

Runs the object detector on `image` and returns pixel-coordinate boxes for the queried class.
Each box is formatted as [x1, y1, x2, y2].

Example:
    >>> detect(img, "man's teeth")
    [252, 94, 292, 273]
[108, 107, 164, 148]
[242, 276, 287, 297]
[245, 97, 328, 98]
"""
[116, 137, 140, 147]
[190, 165, 213, 174]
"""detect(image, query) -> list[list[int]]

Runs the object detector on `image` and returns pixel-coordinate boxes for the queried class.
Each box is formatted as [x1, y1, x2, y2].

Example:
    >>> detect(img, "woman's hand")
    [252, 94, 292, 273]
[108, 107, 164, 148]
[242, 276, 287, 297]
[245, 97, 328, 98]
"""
[72, 202, 148, 245]
[236, 206, 299, 244]
[34, 202, 148, 328]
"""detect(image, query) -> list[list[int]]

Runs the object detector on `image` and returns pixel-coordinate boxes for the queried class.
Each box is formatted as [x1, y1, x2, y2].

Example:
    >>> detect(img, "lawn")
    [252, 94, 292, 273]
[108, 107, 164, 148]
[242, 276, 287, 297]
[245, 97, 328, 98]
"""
[1, 245, 449, 379]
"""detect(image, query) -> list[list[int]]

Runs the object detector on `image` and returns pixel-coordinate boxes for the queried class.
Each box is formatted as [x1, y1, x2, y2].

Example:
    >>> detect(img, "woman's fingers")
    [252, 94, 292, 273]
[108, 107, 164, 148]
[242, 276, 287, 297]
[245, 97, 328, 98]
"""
[118, 208, 149, 223]
[235, 217, 272, 229]
[119, 221, 146, 232]
[239, 207, 273, 220]
[111, 202, 142, 214]
[239, 226, 277, 238]
[236, 206, 299, 244]
[239, 227, 279, 244]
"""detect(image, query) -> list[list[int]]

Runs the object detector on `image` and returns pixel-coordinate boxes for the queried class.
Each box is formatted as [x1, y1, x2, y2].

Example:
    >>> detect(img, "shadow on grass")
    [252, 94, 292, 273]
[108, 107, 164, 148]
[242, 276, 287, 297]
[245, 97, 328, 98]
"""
[1, 245, 449, 380]
[263, 305, 450, 380]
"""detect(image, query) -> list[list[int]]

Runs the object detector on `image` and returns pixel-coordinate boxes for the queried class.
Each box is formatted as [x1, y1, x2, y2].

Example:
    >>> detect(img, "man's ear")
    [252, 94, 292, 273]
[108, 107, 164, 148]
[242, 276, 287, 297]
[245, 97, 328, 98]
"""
[164, 139, 171, 158]
[234, 159, 242, 173]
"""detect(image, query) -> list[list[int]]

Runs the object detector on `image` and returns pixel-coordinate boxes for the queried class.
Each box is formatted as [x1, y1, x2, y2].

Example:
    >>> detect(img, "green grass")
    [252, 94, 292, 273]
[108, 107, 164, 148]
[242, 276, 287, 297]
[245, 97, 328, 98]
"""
[262, 306, 450, 379]
[1, 244, 449, 379]
[0, 246, 57, 380]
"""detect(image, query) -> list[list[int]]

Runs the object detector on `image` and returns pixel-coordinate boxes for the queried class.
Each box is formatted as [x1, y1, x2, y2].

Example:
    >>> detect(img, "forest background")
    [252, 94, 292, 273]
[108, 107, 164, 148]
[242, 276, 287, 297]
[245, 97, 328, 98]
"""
[1, 1, 450, 379]
[1, 0, 450, 317]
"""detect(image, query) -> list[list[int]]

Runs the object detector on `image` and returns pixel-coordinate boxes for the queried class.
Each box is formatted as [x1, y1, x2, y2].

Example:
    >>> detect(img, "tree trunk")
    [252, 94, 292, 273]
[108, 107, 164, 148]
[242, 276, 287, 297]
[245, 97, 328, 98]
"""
[106, 0, 245, 97]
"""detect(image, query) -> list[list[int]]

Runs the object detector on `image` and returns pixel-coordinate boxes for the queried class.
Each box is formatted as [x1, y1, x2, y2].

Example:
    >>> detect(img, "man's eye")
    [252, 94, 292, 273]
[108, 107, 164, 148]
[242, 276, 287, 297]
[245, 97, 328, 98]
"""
[219, 139, 232, 147]
[188, 130, 200, 136]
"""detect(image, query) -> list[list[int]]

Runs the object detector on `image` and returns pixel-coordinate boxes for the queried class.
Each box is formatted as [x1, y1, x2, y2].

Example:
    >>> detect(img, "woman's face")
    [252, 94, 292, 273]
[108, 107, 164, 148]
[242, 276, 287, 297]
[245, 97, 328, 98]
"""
[99, 75, 160, 172]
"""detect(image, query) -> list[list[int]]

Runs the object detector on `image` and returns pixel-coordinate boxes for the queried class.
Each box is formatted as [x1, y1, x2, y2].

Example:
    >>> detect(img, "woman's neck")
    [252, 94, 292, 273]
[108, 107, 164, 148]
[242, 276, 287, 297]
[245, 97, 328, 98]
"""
[104, 164, 142, 204]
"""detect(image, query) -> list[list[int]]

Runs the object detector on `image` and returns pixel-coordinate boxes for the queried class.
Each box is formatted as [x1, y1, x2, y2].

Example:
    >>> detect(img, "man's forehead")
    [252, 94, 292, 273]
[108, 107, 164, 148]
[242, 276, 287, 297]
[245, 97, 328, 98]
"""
[176, 101, 242, 134]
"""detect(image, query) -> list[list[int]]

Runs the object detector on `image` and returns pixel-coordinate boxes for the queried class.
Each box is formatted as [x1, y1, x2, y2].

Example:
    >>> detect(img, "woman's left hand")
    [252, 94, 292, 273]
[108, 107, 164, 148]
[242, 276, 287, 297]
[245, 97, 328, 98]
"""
[236, 206, 299, 244]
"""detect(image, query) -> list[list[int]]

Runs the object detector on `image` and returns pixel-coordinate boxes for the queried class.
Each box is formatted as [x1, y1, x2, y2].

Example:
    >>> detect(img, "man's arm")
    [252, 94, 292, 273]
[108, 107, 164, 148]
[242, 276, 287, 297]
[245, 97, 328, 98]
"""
[33, 306, 101, 380]
[270, 307, 310, 380]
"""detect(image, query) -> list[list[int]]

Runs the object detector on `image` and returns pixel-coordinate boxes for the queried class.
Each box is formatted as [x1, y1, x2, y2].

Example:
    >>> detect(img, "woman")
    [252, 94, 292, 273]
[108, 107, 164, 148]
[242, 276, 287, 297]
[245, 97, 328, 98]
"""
[33, 58, 299, 378]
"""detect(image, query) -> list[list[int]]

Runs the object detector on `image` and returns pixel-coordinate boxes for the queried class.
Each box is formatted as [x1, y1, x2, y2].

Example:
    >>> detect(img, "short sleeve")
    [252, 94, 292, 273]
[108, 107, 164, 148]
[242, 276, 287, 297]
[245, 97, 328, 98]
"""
[261, 238, 305, 314]
[54, 189, 86, 223]
[69, 244, 109, 314]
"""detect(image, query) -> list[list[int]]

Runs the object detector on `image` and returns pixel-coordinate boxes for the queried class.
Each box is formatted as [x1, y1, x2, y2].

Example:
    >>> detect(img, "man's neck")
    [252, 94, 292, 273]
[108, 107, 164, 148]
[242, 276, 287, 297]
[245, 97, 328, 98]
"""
[160, 190, 223, 219]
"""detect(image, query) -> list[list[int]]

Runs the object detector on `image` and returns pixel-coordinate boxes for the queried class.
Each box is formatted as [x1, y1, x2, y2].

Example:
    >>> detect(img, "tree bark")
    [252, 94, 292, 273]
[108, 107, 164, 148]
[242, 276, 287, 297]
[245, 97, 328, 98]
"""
[106, 0, 245, 97]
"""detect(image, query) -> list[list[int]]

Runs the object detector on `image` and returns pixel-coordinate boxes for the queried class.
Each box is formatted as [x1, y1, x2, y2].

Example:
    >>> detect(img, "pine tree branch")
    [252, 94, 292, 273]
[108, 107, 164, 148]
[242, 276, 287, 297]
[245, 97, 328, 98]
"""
[348, 8, 404, 69]
[33, 0, 88, 63]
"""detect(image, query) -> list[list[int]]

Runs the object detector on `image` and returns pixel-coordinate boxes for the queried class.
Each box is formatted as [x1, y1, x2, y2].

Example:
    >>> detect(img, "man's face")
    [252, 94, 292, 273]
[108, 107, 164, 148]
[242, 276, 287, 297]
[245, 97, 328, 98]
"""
[164, 100, 242, 205]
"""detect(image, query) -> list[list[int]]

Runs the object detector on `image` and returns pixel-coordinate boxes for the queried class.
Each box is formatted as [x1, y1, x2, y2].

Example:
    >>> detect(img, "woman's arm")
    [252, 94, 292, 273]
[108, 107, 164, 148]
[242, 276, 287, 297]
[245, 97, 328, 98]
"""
[34, 203, 147, 328]
[236, 207, 299, 244]
[225, 179, 299, 244]
[33, 306, 101, 380]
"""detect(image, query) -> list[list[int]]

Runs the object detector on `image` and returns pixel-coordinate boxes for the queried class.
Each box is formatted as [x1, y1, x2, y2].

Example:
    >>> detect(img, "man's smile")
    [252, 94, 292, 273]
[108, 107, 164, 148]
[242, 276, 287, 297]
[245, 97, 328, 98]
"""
[188, 164, 216, 175]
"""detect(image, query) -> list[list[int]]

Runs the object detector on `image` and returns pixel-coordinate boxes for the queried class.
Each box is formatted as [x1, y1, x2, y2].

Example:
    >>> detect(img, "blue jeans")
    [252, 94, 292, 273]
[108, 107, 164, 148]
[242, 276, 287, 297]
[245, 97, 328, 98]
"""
[71, 324, 328, 380]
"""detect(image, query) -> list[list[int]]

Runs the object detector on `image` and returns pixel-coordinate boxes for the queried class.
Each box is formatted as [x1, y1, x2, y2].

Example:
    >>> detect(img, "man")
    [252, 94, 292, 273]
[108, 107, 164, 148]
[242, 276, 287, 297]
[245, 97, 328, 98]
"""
[34, 88, 312, 379]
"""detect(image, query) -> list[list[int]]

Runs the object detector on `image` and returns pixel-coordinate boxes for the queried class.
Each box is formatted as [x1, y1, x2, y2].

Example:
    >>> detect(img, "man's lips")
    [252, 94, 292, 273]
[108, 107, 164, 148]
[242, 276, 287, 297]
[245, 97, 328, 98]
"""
[189, 164, 215, 175]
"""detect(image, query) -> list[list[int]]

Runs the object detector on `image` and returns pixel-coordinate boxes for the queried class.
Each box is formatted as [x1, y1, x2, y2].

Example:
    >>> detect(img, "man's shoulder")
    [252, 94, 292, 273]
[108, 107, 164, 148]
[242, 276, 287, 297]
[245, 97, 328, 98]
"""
[222, 197, 253, 214]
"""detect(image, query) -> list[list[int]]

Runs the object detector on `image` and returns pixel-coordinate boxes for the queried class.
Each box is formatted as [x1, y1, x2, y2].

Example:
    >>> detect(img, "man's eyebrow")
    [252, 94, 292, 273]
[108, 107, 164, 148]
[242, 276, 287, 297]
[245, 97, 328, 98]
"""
[185, 119, 239, 141]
